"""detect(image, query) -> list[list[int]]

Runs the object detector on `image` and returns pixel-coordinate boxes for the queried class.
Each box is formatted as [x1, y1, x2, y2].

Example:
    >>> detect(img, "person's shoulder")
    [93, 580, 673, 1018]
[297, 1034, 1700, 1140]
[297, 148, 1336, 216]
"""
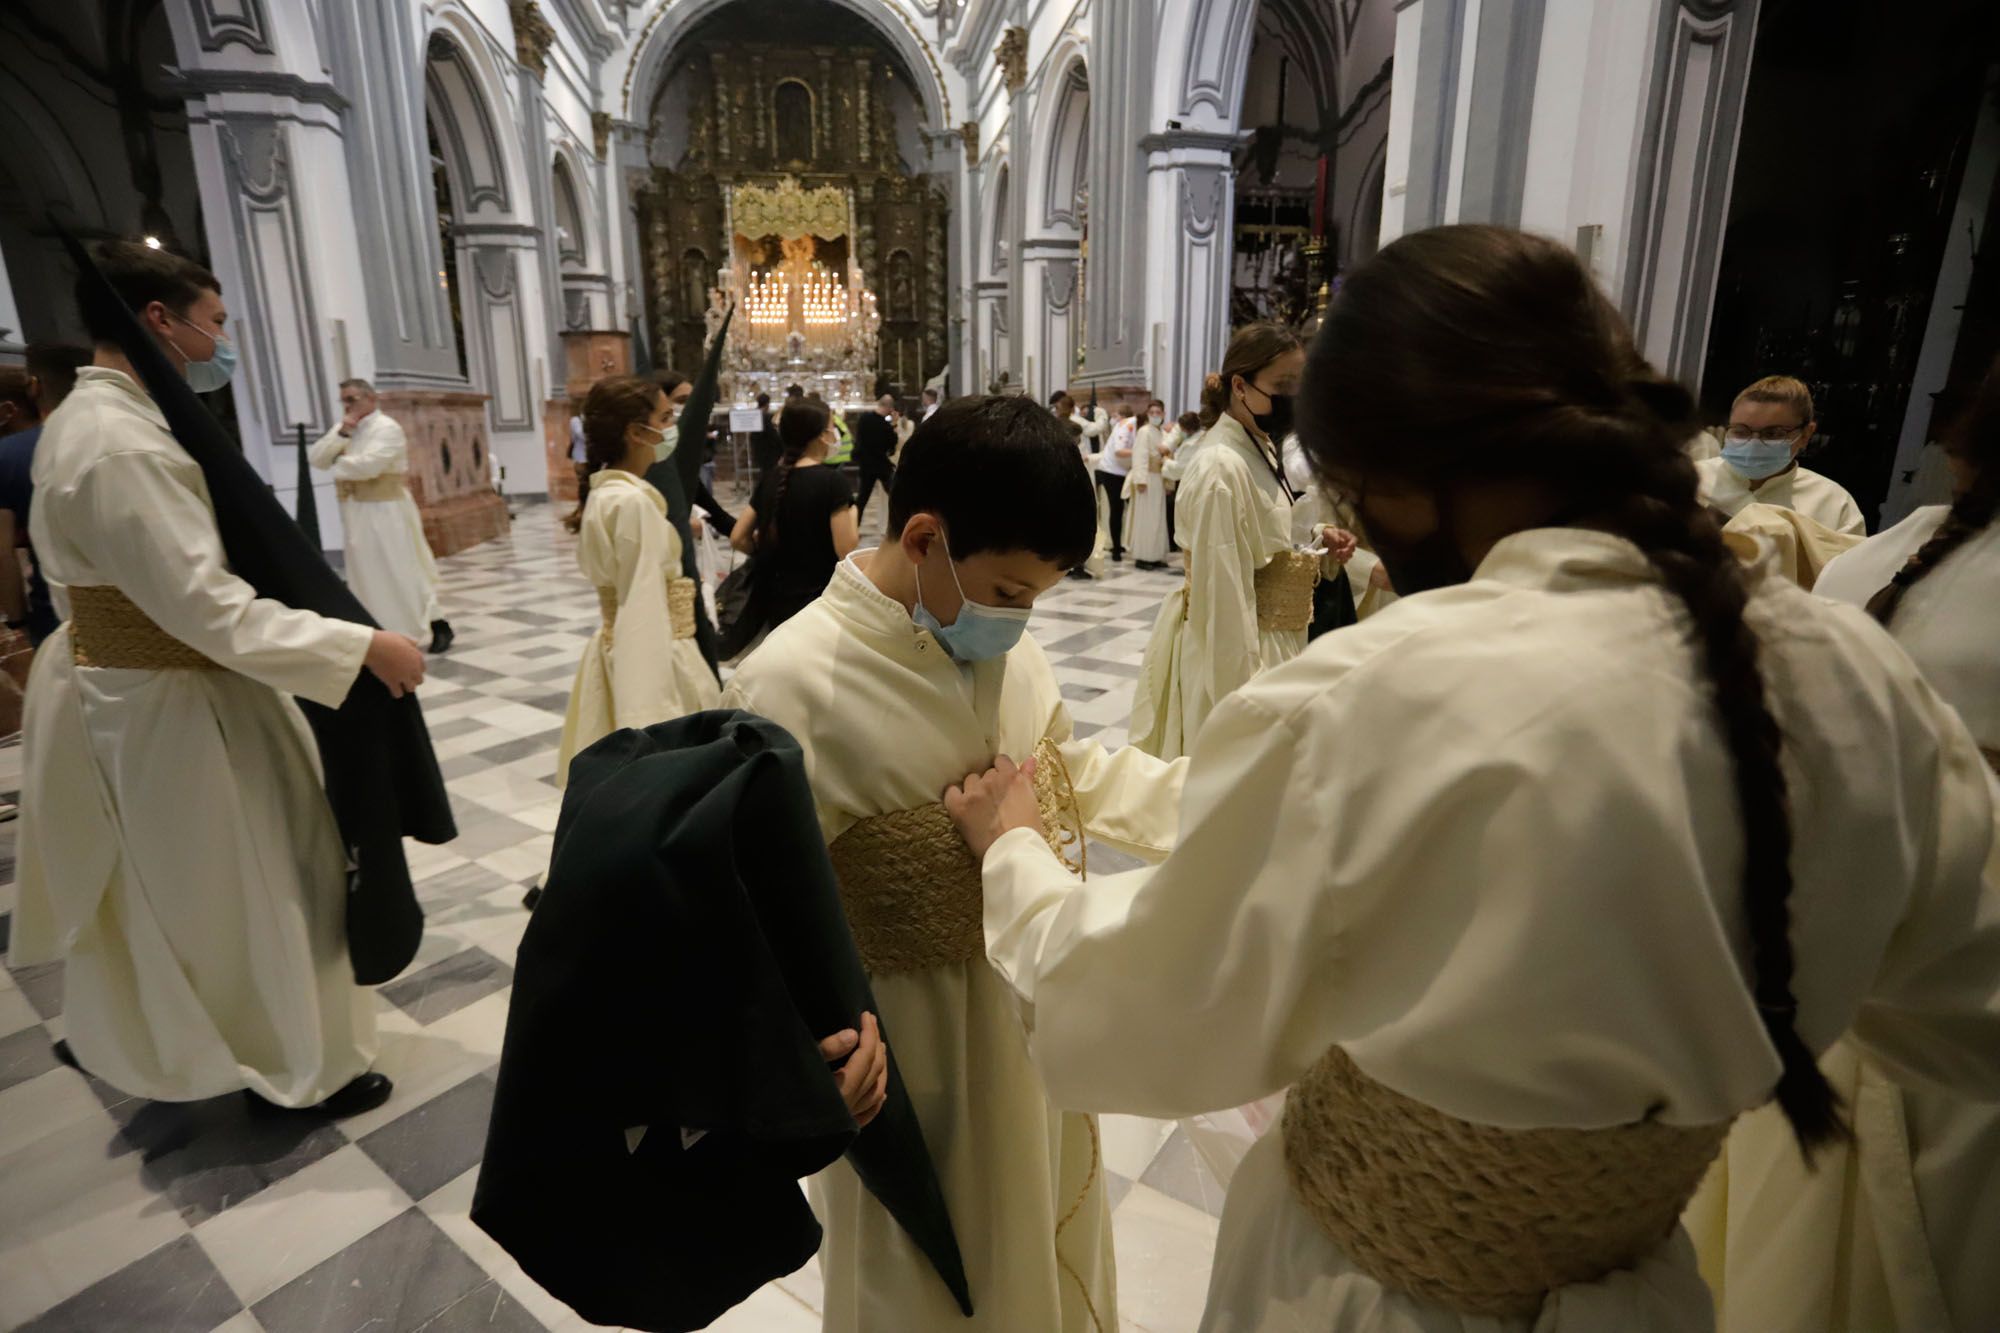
[1796, 464, 1861, 502]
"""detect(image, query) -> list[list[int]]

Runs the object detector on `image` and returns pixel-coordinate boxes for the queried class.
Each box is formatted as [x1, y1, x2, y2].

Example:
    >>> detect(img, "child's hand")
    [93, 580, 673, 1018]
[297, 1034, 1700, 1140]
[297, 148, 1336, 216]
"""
[944, 754, 1042, 861]
[821, 1011, 889, 1128]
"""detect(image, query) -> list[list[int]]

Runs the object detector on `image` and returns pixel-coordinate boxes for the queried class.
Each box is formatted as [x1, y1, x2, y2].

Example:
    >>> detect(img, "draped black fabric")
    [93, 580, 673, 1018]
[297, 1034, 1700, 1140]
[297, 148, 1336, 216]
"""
[61, 231, 454, 986]
[292, 424, 321, 551]
[645, 305, 734, 680]
[472, 713, 971, 1331]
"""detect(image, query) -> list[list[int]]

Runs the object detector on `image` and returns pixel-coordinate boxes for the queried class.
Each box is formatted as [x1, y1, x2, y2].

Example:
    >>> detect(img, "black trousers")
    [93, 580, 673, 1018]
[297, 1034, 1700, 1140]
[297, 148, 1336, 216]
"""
[857, 461, 896, 520]
[1095, 470, 1127, 558]
[1164, 485, 1177, 551]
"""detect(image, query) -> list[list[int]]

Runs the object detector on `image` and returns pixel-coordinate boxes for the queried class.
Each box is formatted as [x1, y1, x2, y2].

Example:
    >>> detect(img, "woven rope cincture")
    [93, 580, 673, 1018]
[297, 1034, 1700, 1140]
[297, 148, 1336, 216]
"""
[70, 585, 221, 671]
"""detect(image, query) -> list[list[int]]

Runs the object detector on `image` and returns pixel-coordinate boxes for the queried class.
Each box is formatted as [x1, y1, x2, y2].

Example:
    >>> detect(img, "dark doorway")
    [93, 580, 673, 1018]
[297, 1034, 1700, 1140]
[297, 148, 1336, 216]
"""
[1698, 0, 2000, 528]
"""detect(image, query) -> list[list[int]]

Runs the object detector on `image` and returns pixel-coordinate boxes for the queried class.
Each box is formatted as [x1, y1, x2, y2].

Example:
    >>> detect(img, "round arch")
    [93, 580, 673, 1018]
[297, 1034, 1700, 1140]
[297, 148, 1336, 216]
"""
[621, 0, 950, 129]
[422, 14, 530, 224]
[551, 150, 592, 268]
[982, 155, 1011, 281]
[1034, 54, 1090, 236]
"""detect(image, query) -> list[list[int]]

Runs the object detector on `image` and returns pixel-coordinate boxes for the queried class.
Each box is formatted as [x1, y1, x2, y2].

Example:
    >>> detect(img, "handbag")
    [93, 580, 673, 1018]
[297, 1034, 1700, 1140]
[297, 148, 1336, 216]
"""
[715, 556, 769, 659]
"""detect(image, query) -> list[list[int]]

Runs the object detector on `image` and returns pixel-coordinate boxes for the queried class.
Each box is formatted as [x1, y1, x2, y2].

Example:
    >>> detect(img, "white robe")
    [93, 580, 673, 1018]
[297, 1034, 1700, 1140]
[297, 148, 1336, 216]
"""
[12, 367, 380, 1107]
[1130, 414, 1304, 759]
[308, 411, 440, 639]
[1682, 509, 2000, 1333]
[721, 553, 1187, 1333]
[1695, 456, 1867, 536]
[556, 470, 719, 786]
[980, 526, 2000, 1333]
[1125, 422, 1172, 563]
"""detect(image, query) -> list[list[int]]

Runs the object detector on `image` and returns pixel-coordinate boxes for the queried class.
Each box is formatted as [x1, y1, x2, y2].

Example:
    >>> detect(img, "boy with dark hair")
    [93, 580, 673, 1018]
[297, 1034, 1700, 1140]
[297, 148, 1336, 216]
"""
[722, 395, 1187, 1333]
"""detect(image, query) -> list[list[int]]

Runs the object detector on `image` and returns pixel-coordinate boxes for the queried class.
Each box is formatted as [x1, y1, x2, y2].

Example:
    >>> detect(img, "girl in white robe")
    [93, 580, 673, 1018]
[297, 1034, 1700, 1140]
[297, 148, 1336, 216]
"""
[556, 377, 719, 786]
[1126, 405, 1173, 568]
[15, 361, 425, 1110]
[1132, 326, 1347, 759]
[722, 396, 1188, 1333]
[946, 226, 2000, 1332]
[1682, 362, 2000, 1333]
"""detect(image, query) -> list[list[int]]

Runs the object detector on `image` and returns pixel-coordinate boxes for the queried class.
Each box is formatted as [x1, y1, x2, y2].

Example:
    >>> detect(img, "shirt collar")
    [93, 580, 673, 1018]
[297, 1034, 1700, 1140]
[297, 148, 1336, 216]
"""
[1472, 525, 1777, 593]
[827, 548, 949, 662]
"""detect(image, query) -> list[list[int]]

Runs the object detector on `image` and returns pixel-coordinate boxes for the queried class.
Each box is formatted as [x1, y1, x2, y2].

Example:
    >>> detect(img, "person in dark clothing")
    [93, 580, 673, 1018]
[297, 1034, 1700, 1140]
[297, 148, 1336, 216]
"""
[749, 391, 781, 478]
[731, 397, 860, 632]
[0, 343, 90, 644]
[853, 393, 900, 523]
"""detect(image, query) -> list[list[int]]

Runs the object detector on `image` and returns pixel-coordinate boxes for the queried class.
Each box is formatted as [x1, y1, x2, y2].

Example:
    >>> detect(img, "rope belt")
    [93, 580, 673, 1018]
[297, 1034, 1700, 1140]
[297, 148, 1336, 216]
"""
[596, 576, 699, 650]
[69, 585, 221, 672]
[335, 473, 409, 503]
[1182, 549, 1320, 633]
[827, 737, 1085, 976]
[1282, 1045, 1730, 1318]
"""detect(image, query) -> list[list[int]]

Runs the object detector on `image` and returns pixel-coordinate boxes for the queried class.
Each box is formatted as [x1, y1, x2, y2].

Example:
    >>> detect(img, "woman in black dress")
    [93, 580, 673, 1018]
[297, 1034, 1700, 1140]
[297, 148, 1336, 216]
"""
[730, 397, 860, 630]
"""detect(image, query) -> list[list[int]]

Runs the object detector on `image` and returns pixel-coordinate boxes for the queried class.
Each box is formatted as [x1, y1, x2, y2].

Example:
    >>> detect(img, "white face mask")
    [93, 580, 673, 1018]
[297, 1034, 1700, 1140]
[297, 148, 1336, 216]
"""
[1149, 412, 1163, 425]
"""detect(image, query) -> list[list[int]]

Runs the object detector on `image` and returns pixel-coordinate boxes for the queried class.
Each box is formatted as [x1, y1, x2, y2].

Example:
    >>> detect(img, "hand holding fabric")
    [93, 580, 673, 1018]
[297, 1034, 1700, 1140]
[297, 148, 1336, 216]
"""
[944, 753, 1043, 861]
[822, 1011, 890, 1128]
[1321, 526, 1359, 565]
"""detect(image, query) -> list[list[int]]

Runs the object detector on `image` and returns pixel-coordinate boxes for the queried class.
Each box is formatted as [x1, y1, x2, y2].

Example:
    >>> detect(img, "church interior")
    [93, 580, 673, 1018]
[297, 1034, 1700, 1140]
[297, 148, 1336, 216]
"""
[2, 1, 2000, 1331]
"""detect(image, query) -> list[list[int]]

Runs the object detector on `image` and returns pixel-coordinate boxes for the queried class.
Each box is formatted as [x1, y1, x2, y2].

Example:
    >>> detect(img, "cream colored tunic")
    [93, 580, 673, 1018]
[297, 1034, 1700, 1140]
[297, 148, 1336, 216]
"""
[1684, 509, 2000, 1333]
[1125, 422, 1172, 564]
[722, 553, 1187, 1333]
[12, 367, 379, 1107]
[982, 527, 2000, 1332]
[1696, 456, 1867, 535]
[1130, 414, 1304, 759]
[308, 411, 440, 639]
[556, 470, 718, 786]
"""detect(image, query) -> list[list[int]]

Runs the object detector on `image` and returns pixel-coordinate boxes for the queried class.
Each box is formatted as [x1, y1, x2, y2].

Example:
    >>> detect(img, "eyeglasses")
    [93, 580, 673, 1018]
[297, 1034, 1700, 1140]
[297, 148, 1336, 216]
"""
[1724, 424, 1805, 444]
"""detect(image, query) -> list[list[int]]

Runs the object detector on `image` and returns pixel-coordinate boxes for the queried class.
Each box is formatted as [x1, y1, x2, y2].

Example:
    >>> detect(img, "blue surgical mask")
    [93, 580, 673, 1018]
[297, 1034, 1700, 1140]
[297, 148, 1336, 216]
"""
[911, 535, 1031, 662]
[1721, 435, 1796, 481]
[171, 312, 237, 393]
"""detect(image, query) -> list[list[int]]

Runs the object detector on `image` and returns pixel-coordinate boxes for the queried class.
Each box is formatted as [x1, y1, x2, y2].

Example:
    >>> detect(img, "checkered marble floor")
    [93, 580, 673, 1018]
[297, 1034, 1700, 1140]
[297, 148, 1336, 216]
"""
[0, 499, 1234, 1332]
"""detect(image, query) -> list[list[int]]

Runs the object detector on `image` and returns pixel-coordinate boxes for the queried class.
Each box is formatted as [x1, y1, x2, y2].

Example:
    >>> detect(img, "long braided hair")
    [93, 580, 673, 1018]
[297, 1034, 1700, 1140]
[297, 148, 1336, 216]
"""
[1867, 354, 2000, 626]
[756, 397, 831, 550]
[563, 375, 664, 533]
[1298, 224, 1848, 1157]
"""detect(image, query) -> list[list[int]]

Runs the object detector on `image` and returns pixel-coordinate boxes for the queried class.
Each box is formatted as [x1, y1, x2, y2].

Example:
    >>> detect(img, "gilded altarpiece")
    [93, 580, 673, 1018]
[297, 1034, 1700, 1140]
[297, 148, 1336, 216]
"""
[640, 41, 949, 393]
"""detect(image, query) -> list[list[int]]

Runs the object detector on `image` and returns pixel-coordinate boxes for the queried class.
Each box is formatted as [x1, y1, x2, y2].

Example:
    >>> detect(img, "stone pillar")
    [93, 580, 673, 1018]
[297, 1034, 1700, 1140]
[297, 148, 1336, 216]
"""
[1140, 129, 1244, 413]
[321, 0, 506, 554]
[1079, 0, 1155, 391]
[998, 26, 1029, 391]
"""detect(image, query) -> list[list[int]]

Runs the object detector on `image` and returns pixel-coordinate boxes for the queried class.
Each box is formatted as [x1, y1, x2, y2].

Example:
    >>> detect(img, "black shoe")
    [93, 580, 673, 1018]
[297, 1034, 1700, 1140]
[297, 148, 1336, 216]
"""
[1135, 559, 1168, 572]
[523, 883, 543, 911]
[1111, 551, 1125, 563]
[52, 1038, 81, 1072]
[428, 619, 455, 654]
[245, 1071, 394, 1119]
[1066, 568, 1095, 581]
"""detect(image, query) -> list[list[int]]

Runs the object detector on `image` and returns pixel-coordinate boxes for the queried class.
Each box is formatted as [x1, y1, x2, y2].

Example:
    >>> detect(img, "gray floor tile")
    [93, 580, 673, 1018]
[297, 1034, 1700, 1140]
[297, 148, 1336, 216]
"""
[21, 1235, 242, 1333]
[105, 1092, 351, 1225]
[0, 1021, 61, 1094]
[380, 948, 513, 1026]
[355, 1072, 498, 1203]
[252, 1209, 506, 1333]
[12, 959, 64, 1020]
[473, 730, 567, 765]
[414, 862, 513, 909]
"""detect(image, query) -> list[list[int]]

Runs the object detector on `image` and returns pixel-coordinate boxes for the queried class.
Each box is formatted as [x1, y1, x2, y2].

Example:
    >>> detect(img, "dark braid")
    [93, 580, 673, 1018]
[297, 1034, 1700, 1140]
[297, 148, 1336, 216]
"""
[759, 398, 831, 550]
[564, 375, 663, 533]
[1300, 225, 1850, 1157]
[1867, 354, 2000, 626]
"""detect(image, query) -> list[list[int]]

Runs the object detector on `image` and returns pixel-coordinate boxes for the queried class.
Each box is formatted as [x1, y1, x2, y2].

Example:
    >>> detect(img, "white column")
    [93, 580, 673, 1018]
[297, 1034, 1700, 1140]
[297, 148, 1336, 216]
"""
[1141, 130, 1241, 415]
[0, 242, 22, 355]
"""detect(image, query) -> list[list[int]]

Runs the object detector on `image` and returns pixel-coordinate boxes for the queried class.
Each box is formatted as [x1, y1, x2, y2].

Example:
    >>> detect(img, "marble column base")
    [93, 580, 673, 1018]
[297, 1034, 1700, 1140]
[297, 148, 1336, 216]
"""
[376, 388, 508, 558]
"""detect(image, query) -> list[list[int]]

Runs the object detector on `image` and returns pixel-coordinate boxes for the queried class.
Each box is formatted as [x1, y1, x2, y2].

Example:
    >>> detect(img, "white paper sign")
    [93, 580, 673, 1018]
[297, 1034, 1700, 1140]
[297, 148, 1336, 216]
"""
[728, 407, 764, 433]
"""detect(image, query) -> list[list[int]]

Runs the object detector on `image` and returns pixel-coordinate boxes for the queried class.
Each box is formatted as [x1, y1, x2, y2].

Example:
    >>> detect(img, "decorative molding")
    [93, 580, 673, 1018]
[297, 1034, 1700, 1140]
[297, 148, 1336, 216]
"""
[592, 109, 612, 157]
[1178, 0, 1259, 118]
[163, 67, 350, 112]
[1404, 0, 1468, 231]
[1041, 61, 1089, 231]
[509, 0, 557, 78]
[426, 42, 513, 213]
[1179, 164, 1230, 239]
[960, 119, 980, 165]
[1139, 129, 1248, 157]
[996, 26, 1028, 95]
[191, 0, 274, 55]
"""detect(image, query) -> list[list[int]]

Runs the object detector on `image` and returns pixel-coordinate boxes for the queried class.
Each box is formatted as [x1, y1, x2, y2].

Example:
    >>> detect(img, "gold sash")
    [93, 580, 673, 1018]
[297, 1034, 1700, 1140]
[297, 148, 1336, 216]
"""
[335, 473, 409, 503]
[1282, 1045, 1729, 1317]
[596, 576, 699, 649]
[827, 737, 1085, 976]
[69, 585, 221, 672]
[1183, 549, 1320, 633]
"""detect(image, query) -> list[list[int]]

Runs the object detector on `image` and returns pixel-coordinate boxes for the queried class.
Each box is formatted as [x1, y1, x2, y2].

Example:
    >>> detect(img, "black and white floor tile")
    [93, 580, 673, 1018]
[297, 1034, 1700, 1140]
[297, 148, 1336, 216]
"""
[0, 500, 1226, 1332]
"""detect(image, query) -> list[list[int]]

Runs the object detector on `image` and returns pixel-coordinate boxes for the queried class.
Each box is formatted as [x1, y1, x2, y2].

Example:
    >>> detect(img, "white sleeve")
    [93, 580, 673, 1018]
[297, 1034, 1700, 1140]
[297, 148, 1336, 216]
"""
[327, 417, 408, 482]
[307, 427, 348, 470]
[76, 452, 371, 706]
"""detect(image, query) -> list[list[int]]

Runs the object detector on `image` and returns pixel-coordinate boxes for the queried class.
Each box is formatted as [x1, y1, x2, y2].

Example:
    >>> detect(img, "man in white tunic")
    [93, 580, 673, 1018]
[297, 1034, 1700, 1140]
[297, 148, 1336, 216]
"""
[310, 378, 452, 652]
[11, 241, 428, 1116]
[1695, 375, 1866, 534]
[722, 397, 1186, 1333]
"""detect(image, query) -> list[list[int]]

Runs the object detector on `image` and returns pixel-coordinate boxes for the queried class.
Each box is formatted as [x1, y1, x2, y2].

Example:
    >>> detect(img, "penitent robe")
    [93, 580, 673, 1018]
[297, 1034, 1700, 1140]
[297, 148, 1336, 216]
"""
[1680, 510, 2000, 1333]
[13, 367, 379, 1106]
[982, 527, 2000, 1332]
[556, 470, 719, 786]
[722, 552, 1187, 1333]
[1130, 412, 1304, 760]
[1695, 456, 1867, 536]
[308, 410, 441, 639]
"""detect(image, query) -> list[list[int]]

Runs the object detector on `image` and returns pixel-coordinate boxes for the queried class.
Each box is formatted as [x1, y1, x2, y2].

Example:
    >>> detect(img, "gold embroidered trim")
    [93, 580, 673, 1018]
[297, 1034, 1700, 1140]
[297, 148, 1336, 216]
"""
[335, 473, 409, 503]
[69, 585, 220, 672]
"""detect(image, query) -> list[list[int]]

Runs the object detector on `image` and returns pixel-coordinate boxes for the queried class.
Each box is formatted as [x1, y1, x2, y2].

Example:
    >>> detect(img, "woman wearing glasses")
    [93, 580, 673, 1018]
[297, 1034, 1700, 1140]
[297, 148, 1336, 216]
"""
[1695, 376, 1866, 535]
